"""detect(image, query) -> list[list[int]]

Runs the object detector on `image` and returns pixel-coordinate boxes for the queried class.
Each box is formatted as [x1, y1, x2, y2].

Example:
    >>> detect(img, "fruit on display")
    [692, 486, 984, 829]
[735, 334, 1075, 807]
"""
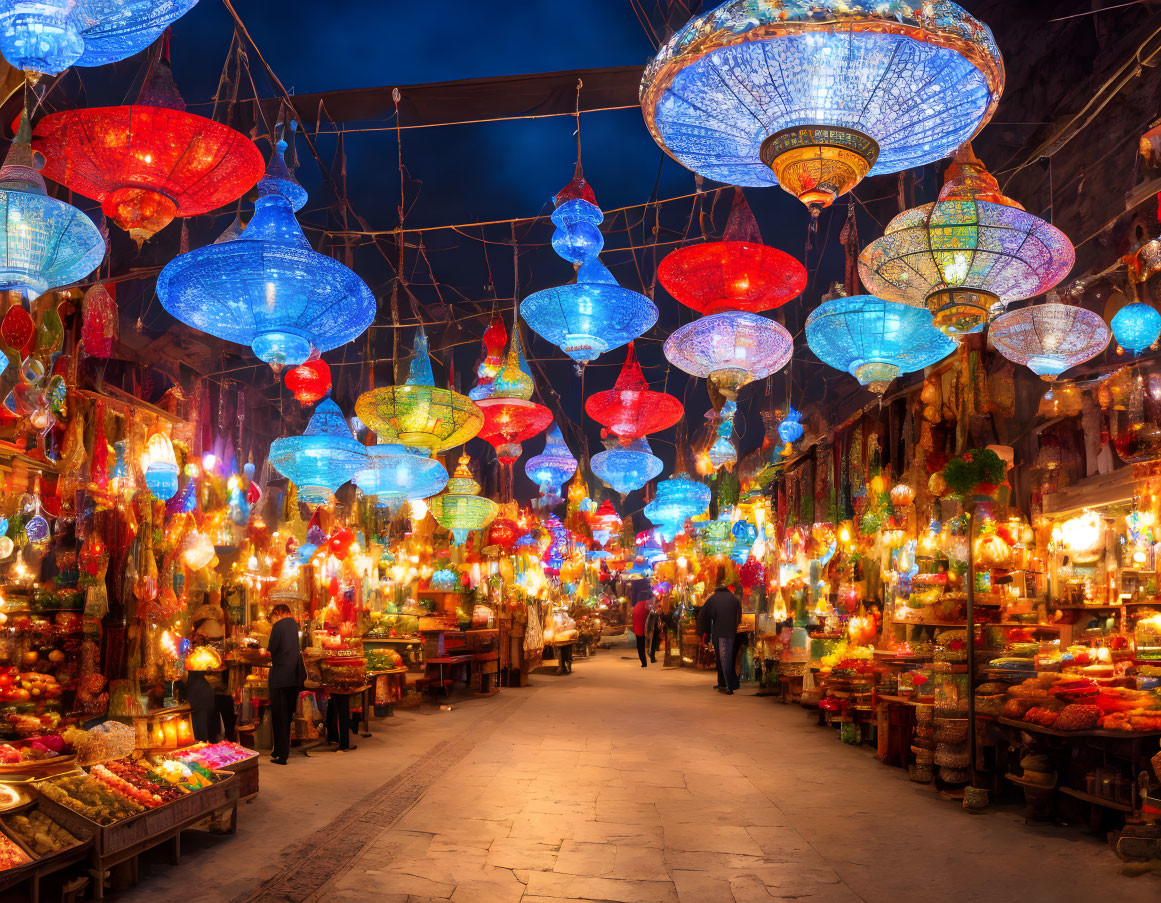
[0, 736, 66, 764]
[90, 764, 163, 808]
[170, 741, 254, 770]
[104, 759, 184, 803]
[0, 832, 29, 870]
[152, 759, 214, 791]
[37, 774, 145, 825]
[5, 810, 79, 855]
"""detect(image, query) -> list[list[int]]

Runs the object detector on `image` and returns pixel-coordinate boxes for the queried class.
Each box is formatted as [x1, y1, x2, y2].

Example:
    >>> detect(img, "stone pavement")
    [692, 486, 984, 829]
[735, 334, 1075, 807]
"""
[123, 643, 1161, 903]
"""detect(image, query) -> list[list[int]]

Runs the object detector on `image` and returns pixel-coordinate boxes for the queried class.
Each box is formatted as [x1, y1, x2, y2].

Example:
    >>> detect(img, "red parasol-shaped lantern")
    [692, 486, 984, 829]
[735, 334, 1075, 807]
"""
[658, 189, 806, 314]
[285, 358, 332, 406]
[33, 53, 263, 245]
[486, 517, 520, 553]
[585, 342, 683, 444]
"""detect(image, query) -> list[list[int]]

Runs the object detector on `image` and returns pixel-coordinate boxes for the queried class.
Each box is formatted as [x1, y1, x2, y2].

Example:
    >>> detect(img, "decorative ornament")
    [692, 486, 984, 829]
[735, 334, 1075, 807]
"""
[474, 320, 552, 473]
[429, 454, 499, 546]
[664, 310, 792, 403]
[284, 358, 332, 406]
[890, 482, 915, 509]
[591, 437, 662, 495]
[525, 423, 577, 501]
[777, 408, 804, 445]
[353, 441, 448, 508]
[585, 342, 683, 444]
[268, 397, 366, 505]
[644, 475, 710, 542]
[468, 314, 508, 401]
[975, 532, 1011, 568]
[81, 283, 117, 358]
[142, 432, 179, 501]
[1110, 302, 1161, 356]
[989, 303, 1109, 379]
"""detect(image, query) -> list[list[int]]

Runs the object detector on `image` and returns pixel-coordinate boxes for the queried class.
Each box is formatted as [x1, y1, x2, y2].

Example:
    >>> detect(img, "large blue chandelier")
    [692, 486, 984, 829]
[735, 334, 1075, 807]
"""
[157, 135, 375, 372]
[268, 398, 367, 506]
[524, 423, 577, 501]
[805, 292, 955, 395]
[641, 1, 1003, 210]
[591, 437, 662, 495]
[0, 112, 103, 299]
[0, 0, 199, 75]
[521, 172, 657, 367]
[644, 475, 710, 542]
[353, 442, 448, 508]
[664, 310, 792, 401]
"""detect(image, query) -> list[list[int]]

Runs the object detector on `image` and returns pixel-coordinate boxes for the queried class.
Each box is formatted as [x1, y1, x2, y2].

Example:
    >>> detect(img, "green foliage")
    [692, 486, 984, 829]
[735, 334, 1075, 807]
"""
[941, 448, 1005, 497]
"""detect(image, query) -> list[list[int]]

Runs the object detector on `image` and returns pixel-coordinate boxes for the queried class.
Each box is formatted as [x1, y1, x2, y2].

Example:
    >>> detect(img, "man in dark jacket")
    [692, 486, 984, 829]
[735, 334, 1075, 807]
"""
[699, 586, 742, 694]
[266, 604, 306, 764]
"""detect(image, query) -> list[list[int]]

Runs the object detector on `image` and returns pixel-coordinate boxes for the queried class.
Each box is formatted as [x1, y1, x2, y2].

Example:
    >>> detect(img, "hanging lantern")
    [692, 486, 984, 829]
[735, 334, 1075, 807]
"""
[859, 146, 1074, 337]
[890, 482, 916, 509]
[777, 408, 804, 445]
[268, 397, 367, 505]
[353, 441, 448, 508]
[664, 310, 792, 403]
[1111, 302, 1161, 355]
[989, 303, 1109, 379]
[468, 314, 508, 401]
[644, 475, 710, 542]
[585, 342, 683, 444]
[591, 437, 662, 495]
[429, 454, 499, 546]
[487, 518, 520, 553]
[658, 189, 805, 314]
[525, 423, 577, 499]
[142, 432, 179, 501]
[181, 530, 216, 571]
[81, 283, 117, 358]
[707, 402, 739, 472]
[474, 321, 552, 467]
[975, 533, 1011, 568]
[805, 292, 955, 395]
[284, 358, 332, 406]
[521, 171, 657, 366]
[641, 1, 1003, 210]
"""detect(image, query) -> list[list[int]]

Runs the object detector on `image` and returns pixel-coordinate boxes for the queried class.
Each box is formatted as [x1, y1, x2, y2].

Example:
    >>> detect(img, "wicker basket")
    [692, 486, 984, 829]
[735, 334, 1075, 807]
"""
[933, 720, 969, 744]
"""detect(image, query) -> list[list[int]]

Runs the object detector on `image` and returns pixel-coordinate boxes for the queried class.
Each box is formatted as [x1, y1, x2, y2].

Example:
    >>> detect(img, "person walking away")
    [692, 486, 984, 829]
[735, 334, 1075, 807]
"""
[645, 605, 662, 664]
[266, 604, 306, 764]
[632, 594, 651, 668]
[701, 585, 742, 694]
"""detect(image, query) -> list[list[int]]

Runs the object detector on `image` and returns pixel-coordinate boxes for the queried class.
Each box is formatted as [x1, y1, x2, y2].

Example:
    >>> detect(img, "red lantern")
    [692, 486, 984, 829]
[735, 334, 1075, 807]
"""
[584, 342, 683, 444]
[487, 517, 519, 552]
[658, 189, 806, 314]
[1, 305, 34, 356]
[33, 60, 262, 245]
[328, 526, 355, 560]
[285, 358, 332, 405]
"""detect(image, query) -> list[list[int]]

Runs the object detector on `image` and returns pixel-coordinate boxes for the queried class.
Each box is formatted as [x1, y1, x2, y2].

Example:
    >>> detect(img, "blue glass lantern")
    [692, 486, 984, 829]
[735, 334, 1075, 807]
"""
[591, 437, 662, 495]
[777, 408, 804, 445]
[1111, 302, 1161, 356]
[525, 423, 577, 497]
[732, 520, 757, 544]
[805, 293, 956, 395]
[354, 441, 448, 507]
[158, 135, 375, 371]
[644, 475, 710, 542]
[641, 1, 1003, 209]
[707, 400, 739, 472]
[268, 398, 367, 505]
[521, 173, 657, 365]
[0, 112, 103, 299]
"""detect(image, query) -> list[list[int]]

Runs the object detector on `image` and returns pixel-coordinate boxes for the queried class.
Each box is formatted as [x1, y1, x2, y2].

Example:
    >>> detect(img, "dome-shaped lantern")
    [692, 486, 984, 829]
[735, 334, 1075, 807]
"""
[429, 454, 499, 546]
[585, 342, 683, 444]
[35, 58, 263, 244]
[641, 1, 1003, 211]
[268, 397, 367, 506]
[356, 328, 484, 453]
[525, 423, 577, 505]
[658, 190, 806, 315]
[591, 437, 663, 495]
[353, 440, 448, 509]
[474, 320, 553, 473]
[521, 170, 657, 367]
[0, 111, 104, 299]
[663, 310, 792, 403]
[989, 302, 1110, 379]
[644, 475, 710, 542]
[859, 145, 1075, 338]
[805, 291, 956, 395]
[157, 130, 375, 371]
[284, 358, 331, 406]
[1111, 302, 1161, 356]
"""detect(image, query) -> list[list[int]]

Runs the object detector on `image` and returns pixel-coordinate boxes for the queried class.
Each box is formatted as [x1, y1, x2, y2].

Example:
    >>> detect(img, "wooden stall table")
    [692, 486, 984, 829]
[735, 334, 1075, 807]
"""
[366, 667, 408, 728]
[424, 654, 473, 696]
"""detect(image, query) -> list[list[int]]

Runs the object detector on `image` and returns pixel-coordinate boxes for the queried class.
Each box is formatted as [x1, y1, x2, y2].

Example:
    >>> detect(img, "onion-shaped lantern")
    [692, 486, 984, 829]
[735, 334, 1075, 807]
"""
[157, 134, 373, 370]
[859, 146, 1074, 338]
[588, 499, 622, 546]
[644, 475, 710, 542]
[268, 398, 367, 505]
[486, 517, 520, 554]
[0, 0, 198, 75]
[429, 454, 499, 546]
[585, 342, 683, 444]
[284, 358, 331, 406]
[989, 303, 1109, 379]
[474, 321, 552, 469]
[525, 423, 577, 501]
[0, 111, 103, 299]
[1111, 302, 1161, 356]
[777, 408, 804, 445]
[658, 190, 805, 314]
[353, 441, 448, 509]
[664, 310, 792, 401]
[35, 60, 263, 244]
[805, 291, 956, 395]
[521, 171, 657, 366]
[641, 1, 1003, 210]
[357, 328, 482, 456]
[468, 314, 507, 401]
[591, 437, 662, 495]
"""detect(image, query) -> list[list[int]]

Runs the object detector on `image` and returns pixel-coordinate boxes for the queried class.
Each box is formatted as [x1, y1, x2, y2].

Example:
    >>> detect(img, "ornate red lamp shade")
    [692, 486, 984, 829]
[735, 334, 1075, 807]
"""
[284, 358, 332, 406]
[658, 190, 806, 314]
[33, 59, 263, 244]
[585, 342, 683, 444]
[475, 322, 553, 466]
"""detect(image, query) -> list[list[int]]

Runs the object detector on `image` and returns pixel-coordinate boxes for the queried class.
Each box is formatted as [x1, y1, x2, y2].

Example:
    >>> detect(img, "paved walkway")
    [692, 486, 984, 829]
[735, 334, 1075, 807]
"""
[123, 643, 1160, 902]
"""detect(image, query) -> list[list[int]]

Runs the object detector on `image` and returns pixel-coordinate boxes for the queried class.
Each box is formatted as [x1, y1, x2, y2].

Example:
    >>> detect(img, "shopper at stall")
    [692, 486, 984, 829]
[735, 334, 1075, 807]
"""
[645, 604, 661, 664]
[266, 604, 306, 765]
[632, 593, 651, 668]
[699, 585, 742, 694]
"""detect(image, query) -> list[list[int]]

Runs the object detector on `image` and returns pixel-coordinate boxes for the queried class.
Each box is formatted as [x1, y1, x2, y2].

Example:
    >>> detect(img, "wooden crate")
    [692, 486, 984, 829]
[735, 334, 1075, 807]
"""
[217, 755, 259, 802]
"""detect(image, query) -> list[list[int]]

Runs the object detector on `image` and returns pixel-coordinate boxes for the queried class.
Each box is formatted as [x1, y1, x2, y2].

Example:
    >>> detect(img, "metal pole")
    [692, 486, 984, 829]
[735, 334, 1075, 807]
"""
[966, 504, 978, 786]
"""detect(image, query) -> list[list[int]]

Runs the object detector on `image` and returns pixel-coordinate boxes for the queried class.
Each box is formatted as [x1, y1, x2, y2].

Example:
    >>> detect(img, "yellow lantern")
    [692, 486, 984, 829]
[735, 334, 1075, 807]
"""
[890, 482, 915, 508]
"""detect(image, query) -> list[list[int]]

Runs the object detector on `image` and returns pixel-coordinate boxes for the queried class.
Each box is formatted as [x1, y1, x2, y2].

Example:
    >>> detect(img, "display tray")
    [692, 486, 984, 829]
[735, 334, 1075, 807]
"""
[0, 755, 77, 778]
[0, 806, 94, 892]
[996, 716, 1161, 739]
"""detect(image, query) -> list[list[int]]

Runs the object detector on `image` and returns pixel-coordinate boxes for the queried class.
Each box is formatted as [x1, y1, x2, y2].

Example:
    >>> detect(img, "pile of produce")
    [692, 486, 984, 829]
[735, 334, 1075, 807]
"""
[6, 811, 79, 854]
[152, 759, 215, 791]
[0, 736, 67, 764]
[1054, 704, 1102, 731]
[90, 764, 164, 808]
[62, 723, 134, 766]
[0, 832, 29, 870]
[104, 760, 183, 803]
[38, 774, 144, 825]
[171, 741, 253, 769]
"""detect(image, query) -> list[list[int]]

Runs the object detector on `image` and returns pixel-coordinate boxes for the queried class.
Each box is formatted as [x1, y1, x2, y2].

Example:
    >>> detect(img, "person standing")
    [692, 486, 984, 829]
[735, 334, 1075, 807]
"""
[266, 604, 305, 765]
[645, 605, 662, 664]
[631, 593, 651, 668]
[700, 585, 742, 694]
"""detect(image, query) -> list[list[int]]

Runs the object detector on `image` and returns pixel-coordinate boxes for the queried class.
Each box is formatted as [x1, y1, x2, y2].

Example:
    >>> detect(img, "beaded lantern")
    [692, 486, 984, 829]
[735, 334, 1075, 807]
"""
[353, 441, 448, 508]
[644, 475, 710, 542]
[474, 321, 552, 469]
[521, 171, 657, 366]
[429, 454, 499, 546]
[805, 292, 956, 394]
[157, 133, 375, 371]
[357, 329, 484, 454]
[989, 303, 1109, 379]
[658, 190, 805, 314]
[591, 437, 663, 495]
[585, 343, 683, 444]
[525, 423, 577, 505]
[641, 1, 1003, 210]
[0, 0, 198, 75]
[1111, 302, 1161, 356]
[663, 310, 793, 402]
[35, 58, 263, 244]
[0, 111, 104, 299]
[859, 145, 1074, 337]
[268, 398, 367, 505]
